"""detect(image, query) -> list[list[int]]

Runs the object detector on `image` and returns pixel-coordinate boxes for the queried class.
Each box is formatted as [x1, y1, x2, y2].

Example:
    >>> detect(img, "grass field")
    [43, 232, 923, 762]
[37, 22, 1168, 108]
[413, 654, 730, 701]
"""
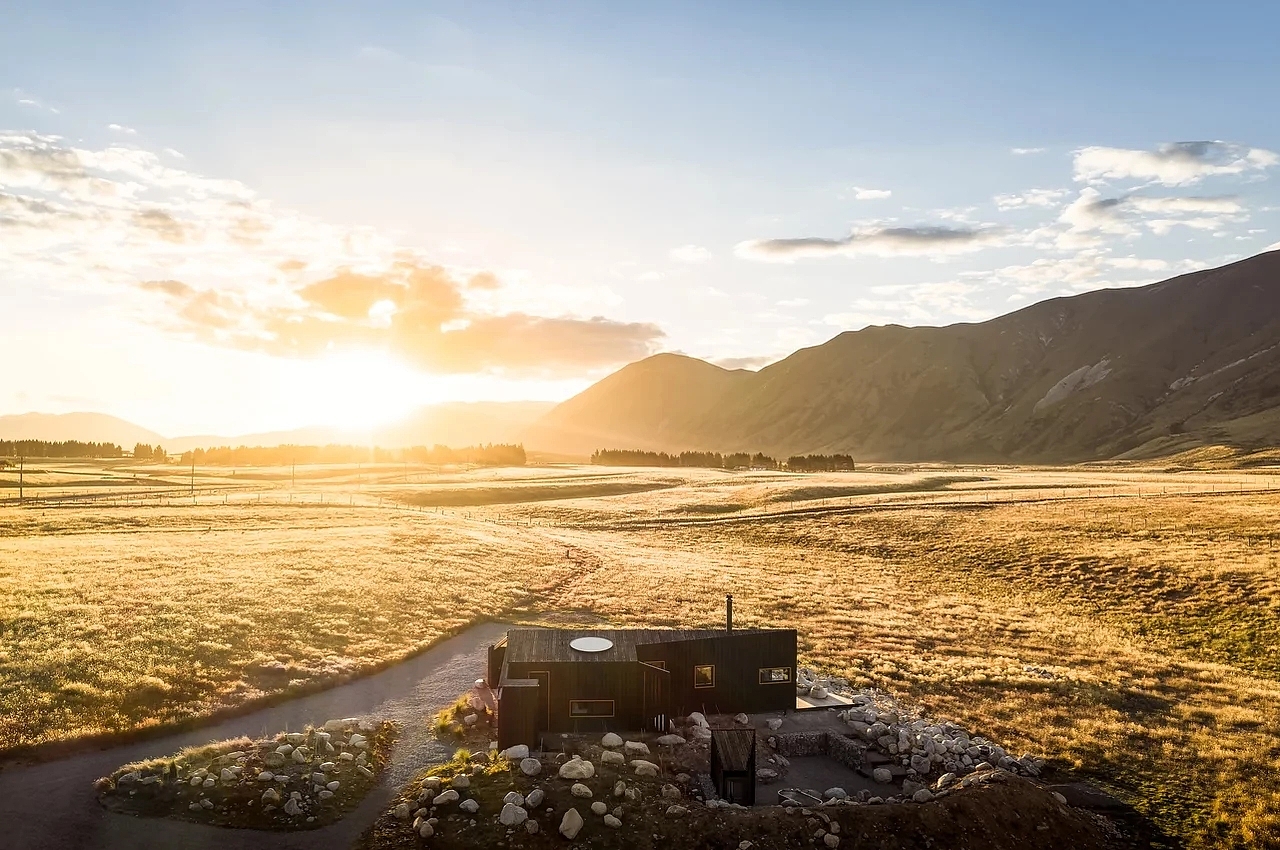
[2, 457, 1279, 847]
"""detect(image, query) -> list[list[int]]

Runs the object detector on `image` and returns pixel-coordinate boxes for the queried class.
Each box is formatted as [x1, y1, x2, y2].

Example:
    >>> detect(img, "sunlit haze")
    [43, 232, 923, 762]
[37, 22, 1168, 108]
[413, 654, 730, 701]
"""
[3, 1, 1279, 435]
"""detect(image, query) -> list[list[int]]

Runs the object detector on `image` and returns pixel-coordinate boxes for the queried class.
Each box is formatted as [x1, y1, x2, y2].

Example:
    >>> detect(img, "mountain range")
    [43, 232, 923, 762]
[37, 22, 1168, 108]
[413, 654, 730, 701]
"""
[527, 251, 1280, 463]
[0, 402, 555, 454]
[8, 251, 1280, 464]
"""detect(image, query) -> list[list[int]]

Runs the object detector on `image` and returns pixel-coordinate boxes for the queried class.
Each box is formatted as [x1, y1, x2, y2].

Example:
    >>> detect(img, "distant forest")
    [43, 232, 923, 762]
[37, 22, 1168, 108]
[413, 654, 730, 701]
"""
[591, 448, 855, 472]
[0, 440, 124, 458]
[178, 443, 526, 467]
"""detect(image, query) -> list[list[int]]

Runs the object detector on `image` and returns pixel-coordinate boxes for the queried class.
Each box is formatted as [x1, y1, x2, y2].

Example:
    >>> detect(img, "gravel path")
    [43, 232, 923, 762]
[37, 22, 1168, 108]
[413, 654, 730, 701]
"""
[0, 621, 508, 850]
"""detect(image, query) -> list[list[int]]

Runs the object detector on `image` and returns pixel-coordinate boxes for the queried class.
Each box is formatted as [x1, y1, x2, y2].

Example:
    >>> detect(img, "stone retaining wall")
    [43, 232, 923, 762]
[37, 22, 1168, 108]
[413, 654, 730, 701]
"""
[771, 731, 864, 771]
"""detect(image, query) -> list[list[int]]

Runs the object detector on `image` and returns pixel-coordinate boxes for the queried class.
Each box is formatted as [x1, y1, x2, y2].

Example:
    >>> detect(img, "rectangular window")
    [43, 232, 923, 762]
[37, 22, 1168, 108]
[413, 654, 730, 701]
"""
[694, 665, 715, 689]
[569, 699, 615, 718]
[758, 666, 792, 684]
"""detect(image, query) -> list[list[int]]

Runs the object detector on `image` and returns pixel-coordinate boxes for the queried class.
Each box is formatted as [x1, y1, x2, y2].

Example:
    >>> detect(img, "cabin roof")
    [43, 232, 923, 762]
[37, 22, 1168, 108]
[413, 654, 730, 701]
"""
[504, 627, 788, 664]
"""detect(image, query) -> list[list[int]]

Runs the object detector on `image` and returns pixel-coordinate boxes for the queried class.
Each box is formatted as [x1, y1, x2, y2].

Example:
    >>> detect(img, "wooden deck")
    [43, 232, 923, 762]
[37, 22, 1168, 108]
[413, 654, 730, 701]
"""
[795, 691, 855, 711]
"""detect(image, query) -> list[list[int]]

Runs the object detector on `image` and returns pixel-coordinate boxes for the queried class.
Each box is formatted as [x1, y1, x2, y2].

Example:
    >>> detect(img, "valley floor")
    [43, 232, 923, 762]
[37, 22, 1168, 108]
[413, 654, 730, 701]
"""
[2, 459, 1278, 847]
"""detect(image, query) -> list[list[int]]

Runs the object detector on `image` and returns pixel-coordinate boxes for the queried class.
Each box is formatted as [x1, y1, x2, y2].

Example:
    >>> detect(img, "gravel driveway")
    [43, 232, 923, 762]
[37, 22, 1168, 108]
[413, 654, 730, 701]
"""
[0, 621, 508, 850]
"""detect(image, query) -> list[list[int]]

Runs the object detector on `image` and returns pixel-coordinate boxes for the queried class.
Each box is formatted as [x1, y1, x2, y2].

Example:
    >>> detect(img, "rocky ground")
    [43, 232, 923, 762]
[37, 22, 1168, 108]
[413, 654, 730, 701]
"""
[95, 718, 395, 830]
[359, 719, 1150, 850]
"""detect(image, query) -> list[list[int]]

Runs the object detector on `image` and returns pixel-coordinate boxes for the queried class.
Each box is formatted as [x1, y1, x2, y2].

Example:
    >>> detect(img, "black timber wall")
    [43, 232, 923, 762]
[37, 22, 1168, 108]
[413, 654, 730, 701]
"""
[637, 630, 796, 718]
[497, 682, 540, 750]
[505, 660, 648, 737]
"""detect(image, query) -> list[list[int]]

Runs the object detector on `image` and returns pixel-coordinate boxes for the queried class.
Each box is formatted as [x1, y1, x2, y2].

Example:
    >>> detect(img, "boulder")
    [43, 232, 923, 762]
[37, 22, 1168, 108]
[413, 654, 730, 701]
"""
[913, 789, 934, 803]
[526, 820, 540, 835]
[452, 774, 471, 789]
[283, 798, 302, 816]
[571, 783, 593, 798]
[318, 790, 334, 800]
[602, 732, 624, 748]
[665, 805, 688, 816]
[319, 761, 336, 771]
[311, 772, 328, 785]
[434, 789, 460, 805]
[613, 780, 626, 797]
[262, 787, 280, 804]
[500, 802, 528, 826]
[688, 712, 709, 728]
[824, 834, 841, 848]
[688, 725, 712, 743]
[625, 787, 641, 802]
[291, 749, 308, 764]
[872, 768, 893, 784]
[418, 822, 434, 838]
[459, 799, 479, 813]
[257, 771, 274, 782]
[357, 765, 374, 778]
[766, 718, 783, 731]
[632, 760, 659, 777]
[503, 791, 525, 807]
[623, 741, 650, 757]
[604, 814, 622, 827]
[756, 768, 778, 782]
[525, 788, 545, 808]
[601, 750, 626, 766]
[935, 773, 957, 790]
[421, 777, 442, 791]
[559, 807, 584, 839]
[503, 744, 530, 760]
[265, 752, 286, 768]
[348, 734, 367, 748]
[326, 781, 340, 792]
[591, 801, 607, 815]
[810, 685, 829, 700]
[393, 802, 411, 819]
[219, 768, 236, 782]
[559, 757, 595, 780]
[824, 787, 848, 800]
[520, 758, 542, 777]
[661, 784, 682, 799]
[656, 734, 686, 746]
[462, 714, 478, 727]
[285, 733, 306, 745]
[734, 713, 750, 725]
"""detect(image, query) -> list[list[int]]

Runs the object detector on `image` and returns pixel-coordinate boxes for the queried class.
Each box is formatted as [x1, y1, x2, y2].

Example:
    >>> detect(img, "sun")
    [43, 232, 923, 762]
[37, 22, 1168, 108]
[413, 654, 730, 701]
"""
[285, 349, 438, 432]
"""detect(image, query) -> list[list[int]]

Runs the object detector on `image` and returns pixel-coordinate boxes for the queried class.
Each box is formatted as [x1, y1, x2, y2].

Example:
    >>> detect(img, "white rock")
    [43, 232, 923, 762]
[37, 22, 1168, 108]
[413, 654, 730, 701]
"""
[571, 782, 593, 798]
[319, 761, 336, 771]
[189, 775, 203, 787]
[656, 734, 686, 746]
[339, 752, 354, 762]
[734, 713, 750, 725]
[283, 798, 302, 816]
[661, 784, 682, 799]
[559, 807, 584, 839]
[936, 773, 957, 790]
[452, 774, 471, 789]
[623, 741, 650, 757]
[688, 725, 712, 743]
[262, 787, 280, 803]
[604, 814, 622, 827]
[393, 802, 411, 819]
[520, 757, 542, 776]
[357, 765, 374, 777]
[434, 789, 460, 805]
[558, 756, 595, 780]
[665, 805, 687, 816]
[526, 819, 540, 834]
[462, 713, 478, 727]
[811, 685, 829, 699]
[1053, 791, 1069, 805]
[418, 822, 434, 837]
[327, 781, 340, 792]
[285, 733, 306, 745]
[503, 744, 530, 760]
[632, 760, 659, 777]
[504, 791, 525, 806]
[318, 789, 334, 800]
[475, 678, 486, 689]
[348, 733, 367, 747]
[311, 772, 328, 785]
[601, 732, 624, 748]
[291, 749, 308, 764]
[257, 771, 274, 782]
[688, 712, 709, 728]
[217, 768, 234, 782]
[601, 750, 625, 766]
[500, 802, 528, 826]
[591, 801, 607, 815]
[525, 788, 545, 808]
[824, 787, 848, 800]
[202, 777, 215, 788]
[873, 768, 893, 784]
[912, 789, 934, 803]
[459, 798, 479, 813]
[824, 834, 841, 848]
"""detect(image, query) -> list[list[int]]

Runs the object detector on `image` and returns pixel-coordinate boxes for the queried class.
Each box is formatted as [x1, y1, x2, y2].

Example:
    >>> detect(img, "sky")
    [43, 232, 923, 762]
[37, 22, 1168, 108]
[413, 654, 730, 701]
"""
[2, 0, 1279, 436]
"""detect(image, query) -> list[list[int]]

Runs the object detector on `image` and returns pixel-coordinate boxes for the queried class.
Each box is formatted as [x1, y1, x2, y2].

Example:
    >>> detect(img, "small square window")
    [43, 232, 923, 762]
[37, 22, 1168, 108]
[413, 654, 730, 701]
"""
[758, 666, 792, 684]
[569, 699, 614, 717]
[694, 665, 715, 689]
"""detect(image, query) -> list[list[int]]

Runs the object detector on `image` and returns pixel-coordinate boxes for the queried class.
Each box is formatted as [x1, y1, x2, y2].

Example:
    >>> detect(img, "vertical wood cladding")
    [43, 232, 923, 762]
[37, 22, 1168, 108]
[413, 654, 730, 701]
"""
[496, 628, 796, 749]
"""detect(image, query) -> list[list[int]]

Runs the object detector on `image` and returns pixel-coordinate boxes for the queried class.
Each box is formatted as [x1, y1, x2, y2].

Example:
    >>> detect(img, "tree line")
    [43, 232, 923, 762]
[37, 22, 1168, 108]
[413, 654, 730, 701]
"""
[177, 443, 526, 467]
[591, 448, 855, 472]
[132, 443, 170, 461]
[0, 440, 124, 458]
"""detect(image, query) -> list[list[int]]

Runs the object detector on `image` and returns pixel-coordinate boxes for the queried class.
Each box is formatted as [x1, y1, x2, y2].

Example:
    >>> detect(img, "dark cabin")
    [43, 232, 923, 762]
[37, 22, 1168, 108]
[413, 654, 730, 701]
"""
[488, 599, 797, 750]
[710, 728, 757, 805]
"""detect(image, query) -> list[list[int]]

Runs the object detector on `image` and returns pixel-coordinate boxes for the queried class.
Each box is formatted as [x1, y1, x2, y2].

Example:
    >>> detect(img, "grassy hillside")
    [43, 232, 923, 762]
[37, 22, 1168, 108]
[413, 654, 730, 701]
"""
[528, 251, 1280, 462]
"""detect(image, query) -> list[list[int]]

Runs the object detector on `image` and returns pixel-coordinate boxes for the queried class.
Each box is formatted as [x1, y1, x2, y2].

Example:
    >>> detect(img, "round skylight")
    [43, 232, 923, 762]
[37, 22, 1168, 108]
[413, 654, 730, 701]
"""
[569, 636, 614, 653]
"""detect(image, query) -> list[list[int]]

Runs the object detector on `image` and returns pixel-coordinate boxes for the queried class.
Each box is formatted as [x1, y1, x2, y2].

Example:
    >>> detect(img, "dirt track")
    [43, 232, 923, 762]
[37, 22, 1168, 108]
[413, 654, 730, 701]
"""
[0, 622, 506, 850]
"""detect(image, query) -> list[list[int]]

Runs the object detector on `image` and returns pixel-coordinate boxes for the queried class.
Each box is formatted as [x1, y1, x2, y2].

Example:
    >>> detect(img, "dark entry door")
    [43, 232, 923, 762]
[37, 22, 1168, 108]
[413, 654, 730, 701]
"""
[641, 663, 669, 733]
[530, 671, 550, 739]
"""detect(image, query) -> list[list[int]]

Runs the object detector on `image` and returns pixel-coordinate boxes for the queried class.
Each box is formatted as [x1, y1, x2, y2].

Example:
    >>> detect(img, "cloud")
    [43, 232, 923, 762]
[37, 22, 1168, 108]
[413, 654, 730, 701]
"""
[1126, 195, 1243, 214]
[669, 244, 712, 263]
[107, 124, 137, 135]
[0, 131, 662, 376]
[851, 186, 892, 200]
[994, 188, 1068, 211]
[1011, 147, 1045, 155]
[737, 225, 1004, 262]
[1053, 189, 1246, 247]
[1074, 141, 1278, 186]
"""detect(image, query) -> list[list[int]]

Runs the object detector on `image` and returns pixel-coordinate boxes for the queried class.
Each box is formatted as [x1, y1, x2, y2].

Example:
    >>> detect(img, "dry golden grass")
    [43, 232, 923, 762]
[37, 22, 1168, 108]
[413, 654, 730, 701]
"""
[3, 461, 1280, 847]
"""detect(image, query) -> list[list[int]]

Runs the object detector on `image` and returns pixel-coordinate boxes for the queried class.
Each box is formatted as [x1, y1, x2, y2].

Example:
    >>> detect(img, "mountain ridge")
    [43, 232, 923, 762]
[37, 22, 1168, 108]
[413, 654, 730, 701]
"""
[526, 250, 1280, 462]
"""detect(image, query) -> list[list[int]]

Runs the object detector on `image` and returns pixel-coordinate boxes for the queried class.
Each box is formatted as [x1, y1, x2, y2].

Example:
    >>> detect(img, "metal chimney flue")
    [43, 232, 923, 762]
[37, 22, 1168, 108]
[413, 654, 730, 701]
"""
[726, 593, 733, 632]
